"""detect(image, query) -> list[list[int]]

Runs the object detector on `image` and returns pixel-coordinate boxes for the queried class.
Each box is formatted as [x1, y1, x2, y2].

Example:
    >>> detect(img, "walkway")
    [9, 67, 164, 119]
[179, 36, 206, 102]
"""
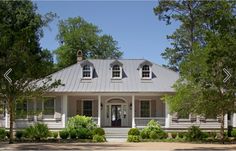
[1, 142, 236, 150]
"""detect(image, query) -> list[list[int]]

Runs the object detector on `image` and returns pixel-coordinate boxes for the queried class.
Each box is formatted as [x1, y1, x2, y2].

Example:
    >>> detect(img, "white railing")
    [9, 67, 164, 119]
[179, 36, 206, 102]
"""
[135, 117, 165, 127]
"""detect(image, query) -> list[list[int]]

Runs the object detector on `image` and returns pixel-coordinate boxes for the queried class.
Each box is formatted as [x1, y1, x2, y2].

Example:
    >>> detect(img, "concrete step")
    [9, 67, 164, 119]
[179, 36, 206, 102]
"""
[104, 128, 129, 141]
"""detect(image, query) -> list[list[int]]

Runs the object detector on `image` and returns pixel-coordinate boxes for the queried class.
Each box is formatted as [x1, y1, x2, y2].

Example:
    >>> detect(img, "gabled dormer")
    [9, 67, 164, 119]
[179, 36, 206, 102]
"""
[110, 60, 123, 79]
[80, 60, 94, 79]
[138, 60, 153, 79]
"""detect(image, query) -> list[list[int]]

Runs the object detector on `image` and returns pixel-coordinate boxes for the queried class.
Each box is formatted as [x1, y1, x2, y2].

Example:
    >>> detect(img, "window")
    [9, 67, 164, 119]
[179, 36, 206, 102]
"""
[16, 100, 27, 119]
[140, 101, 150, 117]
[112, 65, 121, 78]
[82, 65, 92, 78]
[142, 65, 151, 78]
[83, 101, 92, 116]
[43, 97, 54, 118]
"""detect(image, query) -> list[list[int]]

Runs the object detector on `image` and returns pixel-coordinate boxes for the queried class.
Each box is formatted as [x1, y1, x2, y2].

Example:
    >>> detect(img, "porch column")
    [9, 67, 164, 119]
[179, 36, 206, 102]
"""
[224, 114, 228, 128]
[98, 95, 101, 127]
[233, 113, 236, 127]
[132, 95, 135, 128]
[62, 95, 68, 128]
[165, 103, 170, 128]
[5, 107, 8, 128]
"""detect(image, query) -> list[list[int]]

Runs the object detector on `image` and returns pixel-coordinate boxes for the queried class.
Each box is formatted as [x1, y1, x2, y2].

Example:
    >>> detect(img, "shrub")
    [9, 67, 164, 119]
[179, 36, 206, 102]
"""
[186, 126, 203, 141]
[171, 132, 177, 139]
[0, 128, 6, 140]
[128, 128, 140, 136]
[93, 134, 106, 142]
[67, 115, 97, 131]
[24, 123, 49, 140]
[60, 130, 69, 139]
[149, 131, 158, 139]
[127, 135, 140, 142]
[140, 128, 150, 139]
[52, 132, 58, 139]
[231, 129, 236, 137]
[70, 129, 77, 139]
[15, 131, 24, 140]
[93, 128, 105, 136]
[77, 128, 92, 139]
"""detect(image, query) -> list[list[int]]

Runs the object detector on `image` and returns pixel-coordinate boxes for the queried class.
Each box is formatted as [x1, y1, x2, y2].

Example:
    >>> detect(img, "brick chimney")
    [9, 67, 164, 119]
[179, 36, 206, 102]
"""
[77, 50, 83, 63]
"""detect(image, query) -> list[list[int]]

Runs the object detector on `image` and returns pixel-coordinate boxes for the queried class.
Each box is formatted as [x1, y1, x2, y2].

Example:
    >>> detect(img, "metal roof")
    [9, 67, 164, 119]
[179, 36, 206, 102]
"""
[49, 59, 179, 93]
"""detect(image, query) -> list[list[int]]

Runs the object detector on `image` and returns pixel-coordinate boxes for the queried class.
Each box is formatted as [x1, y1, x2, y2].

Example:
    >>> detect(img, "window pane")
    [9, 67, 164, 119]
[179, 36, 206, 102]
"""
[44, 98, 54, 116]
[142, 65, 150, 78]
[83, 101, 92, 116]
[141, 101, 150, 117]
[83, 65, 91, 78]
[112, 65, 121, 78]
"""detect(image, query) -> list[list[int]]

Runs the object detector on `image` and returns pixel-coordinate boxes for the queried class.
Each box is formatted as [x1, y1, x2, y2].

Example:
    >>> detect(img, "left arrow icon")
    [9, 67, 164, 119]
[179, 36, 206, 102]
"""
[4, 68, 12, 85]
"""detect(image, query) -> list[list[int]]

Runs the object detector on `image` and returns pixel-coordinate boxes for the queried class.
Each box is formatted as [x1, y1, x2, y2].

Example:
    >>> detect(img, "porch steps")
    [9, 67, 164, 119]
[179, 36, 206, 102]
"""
[104, 128, 129, 142]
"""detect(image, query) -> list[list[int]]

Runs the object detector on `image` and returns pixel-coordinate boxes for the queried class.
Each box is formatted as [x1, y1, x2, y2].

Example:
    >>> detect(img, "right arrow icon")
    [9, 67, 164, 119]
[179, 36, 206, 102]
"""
[223, 68, 231, 83]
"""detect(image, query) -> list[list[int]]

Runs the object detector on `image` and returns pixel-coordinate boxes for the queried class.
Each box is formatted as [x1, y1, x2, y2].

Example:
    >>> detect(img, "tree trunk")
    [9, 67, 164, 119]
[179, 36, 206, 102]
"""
[8, 97, 14, 144]
[220, 113, 225, 144]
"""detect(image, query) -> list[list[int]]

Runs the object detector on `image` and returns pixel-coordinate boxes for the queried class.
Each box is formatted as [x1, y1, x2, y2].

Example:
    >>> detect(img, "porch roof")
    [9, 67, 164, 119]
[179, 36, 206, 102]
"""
[47, 59, 179, 93]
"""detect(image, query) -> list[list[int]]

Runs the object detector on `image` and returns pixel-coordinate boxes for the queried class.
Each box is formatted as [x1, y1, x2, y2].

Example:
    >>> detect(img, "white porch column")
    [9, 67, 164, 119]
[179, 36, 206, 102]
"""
[132, 95, 135, 128]
[224, 114, 228, 128]
[165, 103, 170, 128]
[5, 107, 8, 128]
[62, 95, 68, 128]
[233, 113, 236, 127]
[98, 95, 101, 127]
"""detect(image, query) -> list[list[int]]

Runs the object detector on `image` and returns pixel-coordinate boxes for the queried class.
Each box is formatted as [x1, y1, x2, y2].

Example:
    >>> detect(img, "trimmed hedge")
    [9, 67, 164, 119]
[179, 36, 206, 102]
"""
[128, 128, 140, 136]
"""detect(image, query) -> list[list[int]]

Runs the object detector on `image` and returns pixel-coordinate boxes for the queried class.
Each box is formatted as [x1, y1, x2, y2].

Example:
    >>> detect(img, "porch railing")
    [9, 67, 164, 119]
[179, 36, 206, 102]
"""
[135, 117, 165, 127]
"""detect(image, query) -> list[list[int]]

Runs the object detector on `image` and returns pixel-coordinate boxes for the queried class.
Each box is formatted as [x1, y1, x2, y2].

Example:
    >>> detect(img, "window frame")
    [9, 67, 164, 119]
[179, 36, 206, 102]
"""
[141, 65, 152, 79]
[82, 100, 93, 117]
[139, 100, 151, 117]
[112, 64, 122, 79]
[82, 64, 93, 79]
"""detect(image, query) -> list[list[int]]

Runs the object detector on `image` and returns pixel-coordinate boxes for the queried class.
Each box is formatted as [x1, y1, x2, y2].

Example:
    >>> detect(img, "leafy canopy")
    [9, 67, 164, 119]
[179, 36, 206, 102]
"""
[54, 17, 123, 69]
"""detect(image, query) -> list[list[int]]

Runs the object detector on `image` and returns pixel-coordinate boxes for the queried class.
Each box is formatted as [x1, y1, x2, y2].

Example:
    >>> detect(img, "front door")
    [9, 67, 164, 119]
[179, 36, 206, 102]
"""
[111, 105, 121, 127]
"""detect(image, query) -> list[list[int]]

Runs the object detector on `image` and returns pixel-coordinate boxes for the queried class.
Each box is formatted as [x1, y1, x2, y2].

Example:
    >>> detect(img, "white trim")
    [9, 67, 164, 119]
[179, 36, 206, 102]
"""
[132, 95, 135, 128]
[81, 65, 93, 79]
[105, 97, 127, 103]
[62, 95, 68, 128]
[139, 99, 151, 117]
[98, 95, 101, 127]
[111, 65, 122, 79]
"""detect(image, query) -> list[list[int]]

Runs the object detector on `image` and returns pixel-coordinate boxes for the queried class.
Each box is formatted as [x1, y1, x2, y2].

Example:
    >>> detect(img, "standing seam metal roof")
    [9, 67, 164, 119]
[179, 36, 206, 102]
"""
[49, 59, 179, 93]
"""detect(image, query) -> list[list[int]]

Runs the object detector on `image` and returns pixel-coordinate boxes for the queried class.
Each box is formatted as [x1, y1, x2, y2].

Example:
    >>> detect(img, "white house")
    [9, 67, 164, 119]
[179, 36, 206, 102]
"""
[0, 51, 232, 130]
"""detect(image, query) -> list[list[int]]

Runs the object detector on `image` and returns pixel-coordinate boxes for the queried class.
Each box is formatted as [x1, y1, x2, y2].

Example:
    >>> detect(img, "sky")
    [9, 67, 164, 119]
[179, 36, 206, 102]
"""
[35, 1, 179, 65]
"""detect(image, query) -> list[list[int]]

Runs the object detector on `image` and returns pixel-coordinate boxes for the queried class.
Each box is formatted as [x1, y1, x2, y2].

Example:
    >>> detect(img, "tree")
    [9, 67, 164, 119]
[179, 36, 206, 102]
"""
[54, 17, 123, 69]
[154, 0, 236, 71]
[0, 1, 60, 143]
[163, 1, 236, 143]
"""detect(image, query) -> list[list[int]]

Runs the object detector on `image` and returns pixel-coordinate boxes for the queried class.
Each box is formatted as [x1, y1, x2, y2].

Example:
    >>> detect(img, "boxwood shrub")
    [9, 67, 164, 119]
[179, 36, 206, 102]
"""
[93, 128, 105, 136]
[93, 134, 106, 142]
[0, 128, 6, 140]
[128, 128, 140, 136]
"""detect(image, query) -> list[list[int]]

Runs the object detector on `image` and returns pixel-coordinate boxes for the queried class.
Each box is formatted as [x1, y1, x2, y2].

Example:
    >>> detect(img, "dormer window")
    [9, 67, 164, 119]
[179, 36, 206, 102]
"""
[142, 65, 150, 78]
[112, 65, 121, 78]
[83, 65, 91, 78]
[110, 60, 123, 79]
[80, 60, 94, 79]
[139, 60, 153, 79]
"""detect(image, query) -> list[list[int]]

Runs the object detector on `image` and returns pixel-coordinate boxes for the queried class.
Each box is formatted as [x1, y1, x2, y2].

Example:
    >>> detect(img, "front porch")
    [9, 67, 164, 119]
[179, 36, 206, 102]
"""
[66, 94, 166, 128]
[1, 93, 228, 130]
